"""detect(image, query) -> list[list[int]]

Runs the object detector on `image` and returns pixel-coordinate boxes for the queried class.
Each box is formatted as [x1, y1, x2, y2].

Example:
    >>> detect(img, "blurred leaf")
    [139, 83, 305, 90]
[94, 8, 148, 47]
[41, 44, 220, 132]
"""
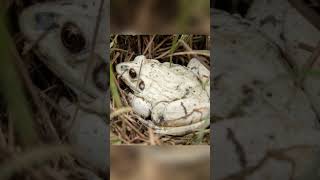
[110, 133, 122, 145]
[0, 4, 38, 147]
[193, 118, 210, 144]
[110, 64, 122, 108]
[169, 35, 180, 65]
[306, 69, 320, 76]
[110, 107, 132, 119]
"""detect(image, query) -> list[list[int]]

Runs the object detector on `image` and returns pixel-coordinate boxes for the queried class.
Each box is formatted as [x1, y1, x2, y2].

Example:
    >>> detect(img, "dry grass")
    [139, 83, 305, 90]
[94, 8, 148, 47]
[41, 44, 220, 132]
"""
[110, 35, 210, 145]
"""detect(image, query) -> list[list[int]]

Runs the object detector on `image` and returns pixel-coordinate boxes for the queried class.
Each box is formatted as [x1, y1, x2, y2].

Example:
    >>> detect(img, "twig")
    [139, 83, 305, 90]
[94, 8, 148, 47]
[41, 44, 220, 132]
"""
[71, 0, 106, 130]
[143, 35, 156, 56]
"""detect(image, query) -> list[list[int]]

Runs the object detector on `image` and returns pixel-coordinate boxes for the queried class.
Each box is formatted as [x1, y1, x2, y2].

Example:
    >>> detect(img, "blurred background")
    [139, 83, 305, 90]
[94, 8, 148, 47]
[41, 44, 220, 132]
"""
[0, 0, 108, 179]
[110, 146, 210, 180]
[110, 0, 210, 34]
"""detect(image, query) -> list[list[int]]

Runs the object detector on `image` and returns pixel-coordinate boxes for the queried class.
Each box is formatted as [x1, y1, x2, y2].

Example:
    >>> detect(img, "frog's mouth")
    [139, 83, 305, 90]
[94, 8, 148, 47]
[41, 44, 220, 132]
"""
[117, 74, 140, 94]
[115, 65, 141, 93]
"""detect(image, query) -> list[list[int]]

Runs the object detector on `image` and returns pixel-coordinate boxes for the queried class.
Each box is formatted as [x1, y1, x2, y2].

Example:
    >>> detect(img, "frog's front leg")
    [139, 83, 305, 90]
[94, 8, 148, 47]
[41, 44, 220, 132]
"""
[128, 93, 152, 118]
[151, 97, 209, 135]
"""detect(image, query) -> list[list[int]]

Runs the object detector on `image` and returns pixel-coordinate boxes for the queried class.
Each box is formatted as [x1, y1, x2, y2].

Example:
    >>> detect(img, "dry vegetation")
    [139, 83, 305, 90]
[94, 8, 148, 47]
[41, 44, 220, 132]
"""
[0, 1, 108, 179]
[110, 35, 210, 145]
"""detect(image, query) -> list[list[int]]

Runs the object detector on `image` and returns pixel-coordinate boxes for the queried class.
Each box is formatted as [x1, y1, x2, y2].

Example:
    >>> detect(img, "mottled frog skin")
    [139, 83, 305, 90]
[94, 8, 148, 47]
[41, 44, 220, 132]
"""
[116, 55, 210, 135]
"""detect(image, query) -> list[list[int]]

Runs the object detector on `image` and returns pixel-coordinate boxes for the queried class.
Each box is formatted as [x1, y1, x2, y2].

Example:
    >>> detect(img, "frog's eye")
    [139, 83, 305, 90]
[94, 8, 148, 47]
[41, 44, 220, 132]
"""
[129, 68, 137, 79]
[139, 80, 145, 90]
[61, 22, 86, 53]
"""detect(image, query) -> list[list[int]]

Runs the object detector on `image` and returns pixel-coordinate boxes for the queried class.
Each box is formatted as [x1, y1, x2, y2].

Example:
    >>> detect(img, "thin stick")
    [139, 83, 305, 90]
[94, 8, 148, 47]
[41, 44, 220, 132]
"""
[143, 35, 156, 56]
[71, 0, 106, 127]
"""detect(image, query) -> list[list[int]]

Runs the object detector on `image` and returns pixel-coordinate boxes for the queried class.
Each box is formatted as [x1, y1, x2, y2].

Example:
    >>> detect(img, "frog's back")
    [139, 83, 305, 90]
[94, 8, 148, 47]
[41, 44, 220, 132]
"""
[138, 62, 204, 103]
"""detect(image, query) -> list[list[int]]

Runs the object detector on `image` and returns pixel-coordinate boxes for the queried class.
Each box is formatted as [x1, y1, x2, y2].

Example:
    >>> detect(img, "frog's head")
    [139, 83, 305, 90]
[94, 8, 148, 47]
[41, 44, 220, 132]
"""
[19, 0, 107, 98]
[116, 55, 147, 93]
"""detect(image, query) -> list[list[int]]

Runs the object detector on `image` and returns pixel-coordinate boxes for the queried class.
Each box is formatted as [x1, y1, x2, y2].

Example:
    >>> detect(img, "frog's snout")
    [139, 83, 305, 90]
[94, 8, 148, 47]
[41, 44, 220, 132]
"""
[19, 6, 58, 40]
[115, 64, 128, 75]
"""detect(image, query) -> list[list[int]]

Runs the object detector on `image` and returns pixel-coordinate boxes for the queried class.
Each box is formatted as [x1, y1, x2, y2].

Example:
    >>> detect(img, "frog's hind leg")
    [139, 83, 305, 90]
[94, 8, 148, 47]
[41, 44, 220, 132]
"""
[151, 97, 210, 132]
[188, 58, 210, 81]
[187, 58, 210, 95]
[153, 119, 210, 136]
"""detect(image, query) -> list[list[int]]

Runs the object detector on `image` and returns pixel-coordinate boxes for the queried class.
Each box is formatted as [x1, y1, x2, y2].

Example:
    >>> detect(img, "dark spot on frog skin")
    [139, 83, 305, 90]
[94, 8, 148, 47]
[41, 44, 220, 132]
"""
[241, 85, 253, 95]
[181, 102, 187, 115]
[211, 25, 220, 29]
[60, 2, 73, 6]
[158, 114, 164, 123]
[151, 63, 155, 67]
[185, 88, 190, 95]
[267, 134, 275, 140]
[81, 4, 88, 9]
[266, 92, 273, 97]
[242, 95, 254, 106]
[121, 65, 128, 71]
[252, 79, 262, 86]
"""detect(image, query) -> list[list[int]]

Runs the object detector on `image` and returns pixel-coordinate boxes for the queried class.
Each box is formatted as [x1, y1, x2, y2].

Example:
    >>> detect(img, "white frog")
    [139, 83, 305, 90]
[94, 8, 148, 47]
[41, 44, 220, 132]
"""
[116, 55, 210, 136]
[19, 0, 108, 115]
[18, 0, 108, 175]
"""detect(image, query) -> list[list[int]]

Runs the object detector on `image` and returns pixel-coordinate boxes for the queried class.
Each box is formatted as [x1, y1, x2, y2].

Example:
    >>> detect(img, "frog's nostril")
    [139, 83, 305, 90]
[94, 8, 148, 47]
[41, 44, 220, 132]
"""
[34, 12, 58, 30]
[138, 80, 145, 90]
[120, 65, 128, 71]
